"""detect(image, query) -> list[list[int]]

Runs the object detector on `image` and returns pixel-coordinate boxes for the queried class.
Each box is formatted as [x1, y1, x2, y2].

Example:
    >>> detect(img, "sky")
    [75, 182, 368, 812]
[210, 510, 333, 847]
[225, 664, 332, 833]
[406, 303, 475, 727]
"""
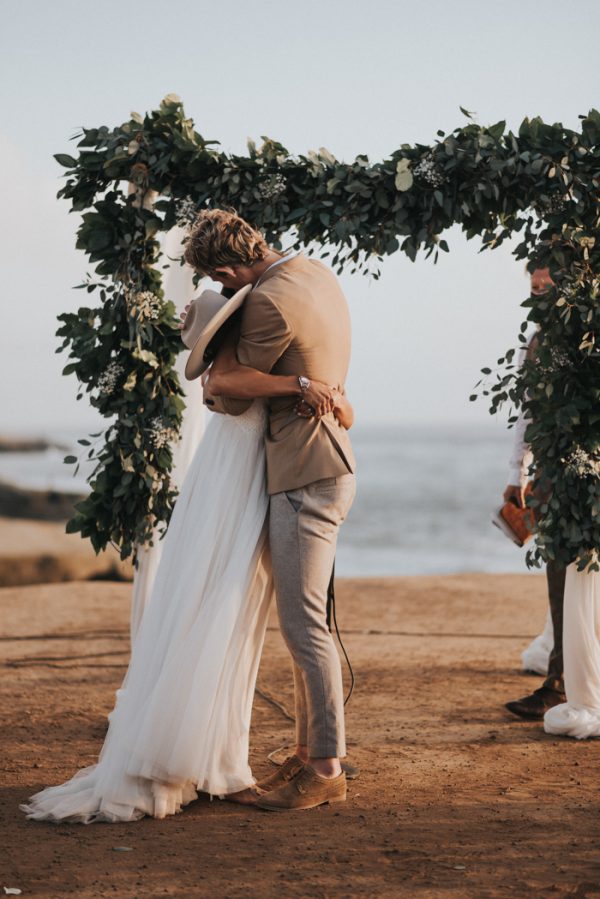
[2, 0, 600, 434]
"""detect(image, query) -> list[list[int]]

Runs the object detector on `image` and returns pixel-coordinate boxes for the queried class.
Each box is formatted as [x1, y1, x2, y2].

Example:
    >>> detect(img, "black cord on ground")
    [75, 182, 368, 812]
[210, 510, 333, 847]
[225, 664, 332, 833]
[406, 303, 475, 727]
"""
[326, 562, 355, 707]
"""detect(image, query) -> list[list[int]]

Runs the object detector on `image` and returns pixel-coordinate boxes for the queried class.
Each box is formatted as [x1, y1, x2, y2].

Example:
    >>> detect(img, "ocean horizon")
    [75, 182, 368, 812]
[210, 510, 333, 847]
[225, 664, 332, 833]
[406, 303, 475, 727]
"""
[0, 421, 532, 578]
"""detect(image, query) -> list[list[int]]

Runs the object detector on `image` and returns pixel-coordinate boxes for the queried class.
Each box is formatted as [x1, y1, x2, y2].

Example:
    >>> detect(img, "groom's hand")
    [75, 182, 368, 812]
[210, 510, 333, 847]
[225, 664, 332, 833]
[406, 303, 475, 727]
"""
[299, 381, 337, 419]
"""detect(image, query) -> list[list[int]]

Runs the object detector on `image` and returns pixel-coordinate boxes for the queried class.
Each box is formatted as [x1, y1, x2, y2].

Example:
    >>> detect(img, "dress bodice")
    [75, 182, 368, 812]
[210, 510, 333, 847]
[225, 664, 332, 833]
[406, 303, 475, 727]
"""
[228, 401, 268, 438]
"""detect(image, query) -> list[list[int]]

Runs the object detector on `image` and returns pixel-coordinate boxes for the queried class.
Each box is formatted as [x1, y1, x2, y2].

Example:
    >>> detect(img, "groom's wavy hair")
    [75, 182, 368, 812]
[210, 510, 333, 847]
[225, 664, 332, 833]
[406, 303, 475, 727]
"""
[184, 208, 269, 275]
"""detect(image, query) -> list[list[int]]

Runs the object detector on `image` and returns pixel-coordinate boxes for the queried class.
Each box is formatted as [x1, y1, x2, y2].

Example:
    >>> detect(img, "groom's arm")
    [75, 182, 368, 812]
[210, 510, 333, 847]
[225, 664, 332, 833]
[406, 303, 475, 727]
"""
[202, 296, 291, 414]
[204, 291, 337, 414]
[208, 340, 302, 399]
[213, 291, 338, 415]
[235, 290, 293, 373]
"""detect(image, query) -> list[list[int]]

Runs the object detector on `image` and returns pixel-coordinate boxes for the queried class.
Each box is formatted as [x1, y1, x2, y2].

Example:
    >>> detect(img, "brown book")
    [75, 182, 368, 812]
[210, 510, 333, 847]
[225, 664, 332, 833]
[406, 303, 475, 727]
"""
[491, 484, 535, 547]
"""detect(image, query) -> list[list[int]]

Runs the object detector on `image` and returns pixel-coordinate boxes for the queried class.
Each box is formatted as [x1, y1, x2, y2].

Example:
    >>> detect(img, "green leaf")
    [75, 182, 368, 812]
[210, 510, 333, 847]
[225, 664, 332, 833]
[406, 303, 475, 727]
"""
[54, 153, 77, 168]
[64, 455, 78, 464]
[286, 208, 307, 223]
[487, 121, 506, 140]
[65, 517, 82, 534]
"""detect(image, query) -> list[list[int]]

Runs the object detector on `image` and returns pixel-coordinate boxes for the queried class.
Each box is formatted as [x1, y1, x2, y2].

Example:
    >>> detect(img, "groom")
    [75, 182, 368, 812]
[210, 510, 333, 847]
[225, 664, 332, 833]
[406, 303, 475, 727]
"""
[184, 209, 356, 810]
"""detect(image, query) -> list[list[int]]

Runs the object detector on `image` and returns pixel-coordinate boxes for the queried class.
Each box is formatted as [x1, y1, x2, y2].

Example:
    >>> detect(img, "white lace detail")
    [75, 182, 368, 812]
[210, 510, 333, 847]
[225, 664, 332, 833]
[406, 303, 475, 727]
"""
[227, 401, 267, 437]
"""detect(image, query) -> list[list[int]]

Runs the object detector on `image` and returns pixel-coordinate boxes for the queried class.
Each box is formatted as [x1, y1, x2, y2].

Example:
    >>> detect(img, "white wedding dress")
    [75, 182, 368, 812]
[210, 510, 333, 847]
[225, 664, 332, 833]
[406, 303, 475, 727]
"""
[130, 225, 207, 641]
[21, 402, 274, 822]
[544, 564, 600, 739]
[521, 609, 553, 675]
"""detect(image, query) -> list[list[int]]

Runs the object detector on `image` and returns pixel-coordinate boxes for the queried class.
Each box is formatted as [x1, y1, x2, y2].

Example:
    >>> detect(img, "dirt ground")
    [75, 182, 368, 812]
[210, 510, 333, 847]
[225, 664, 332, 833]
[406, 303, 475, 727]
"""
[2, 574, 600, 898]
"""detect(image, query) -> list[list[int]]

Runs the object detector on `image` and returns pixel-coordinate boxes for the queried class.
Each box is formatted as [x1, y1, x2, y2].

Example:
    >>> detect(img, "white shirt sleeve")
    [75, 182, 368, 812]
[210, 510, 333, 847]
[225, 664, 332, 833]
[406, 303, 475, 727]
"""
[507, 337, 535, 487]
[508, 409, 534, 487]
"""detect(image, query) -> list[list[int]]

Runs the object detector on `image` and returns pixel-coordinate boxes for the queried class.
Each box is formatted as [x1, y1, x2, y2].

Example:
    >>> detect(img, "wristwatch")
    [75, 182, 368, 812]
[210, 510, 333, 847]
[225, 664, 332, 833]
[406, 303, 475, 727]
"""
[298, 375, 311, 392]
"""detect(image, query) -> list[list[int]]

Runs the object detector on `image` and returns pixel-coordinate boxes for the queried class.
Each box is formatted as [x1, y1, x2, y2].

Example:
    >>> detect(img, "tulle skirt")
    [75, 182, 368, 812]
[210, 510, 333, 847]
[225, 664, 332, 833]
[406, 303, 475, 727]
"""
[544, 564, 600, 739]
[521, 609, 553, 675]
[21, 403, 273, 822]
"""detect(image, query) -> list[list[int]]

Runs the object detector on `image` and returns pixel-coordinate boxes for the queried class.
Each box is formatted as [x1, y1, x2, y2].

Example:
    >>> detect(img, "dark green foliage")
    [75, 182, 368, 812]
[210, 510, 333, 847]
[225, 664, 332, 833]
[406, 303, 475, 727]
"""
[56, 95, 600, 567]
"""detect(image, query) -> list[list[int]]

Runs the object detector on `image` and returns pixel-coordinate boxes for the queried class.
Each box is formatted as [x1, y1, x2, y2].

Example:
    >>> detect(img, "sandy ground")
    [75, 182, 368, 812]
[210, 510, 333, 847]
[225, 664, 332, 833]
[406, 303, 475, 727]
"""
[2, 574, 600, 898]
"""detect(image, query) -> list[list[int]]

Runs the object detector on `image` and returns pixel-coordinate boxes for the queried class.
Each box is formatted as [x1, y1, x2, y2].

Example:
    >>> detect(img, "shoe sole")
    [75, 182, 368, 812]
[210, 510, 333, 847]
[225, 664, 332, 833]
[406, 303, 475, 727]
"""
[505, 704, 544, 721]
[256, 796, 346, 812]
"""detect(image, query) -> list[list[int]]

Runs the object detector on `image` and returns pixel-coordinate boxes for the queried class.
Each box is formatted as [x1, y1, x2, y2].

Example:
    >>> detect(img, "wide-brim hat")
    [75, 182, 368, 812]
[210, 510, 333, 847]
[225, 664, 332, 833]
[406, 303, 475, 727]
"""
[181, 283, 253, 381]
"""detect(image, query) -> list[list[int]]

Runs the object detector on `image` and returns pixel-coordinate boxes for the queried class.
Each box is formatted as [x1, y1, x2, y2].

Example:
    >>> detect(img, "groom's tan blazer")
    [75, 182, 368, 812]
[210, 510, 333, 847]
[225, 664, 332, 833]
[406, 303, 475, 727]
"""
[211, 254, 355, 495]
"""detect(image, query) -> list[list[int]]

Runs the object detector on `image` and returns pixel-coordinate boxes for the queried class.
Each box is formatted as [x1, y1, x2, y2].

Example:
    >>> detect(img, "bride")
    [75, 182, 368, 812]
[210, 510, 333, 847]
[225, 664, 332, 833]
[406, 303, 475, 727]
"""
[21, 281, 353, 823]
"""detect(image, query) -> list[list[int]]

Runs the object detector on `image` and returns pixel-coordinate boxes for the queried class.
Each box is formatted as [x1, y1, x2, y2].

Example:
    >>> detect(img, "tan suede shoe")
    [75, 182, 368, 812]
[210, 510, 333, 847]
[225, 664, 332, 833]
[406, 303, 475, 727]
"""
[256, 755, 305, 792]
[256, 765, 346, 811]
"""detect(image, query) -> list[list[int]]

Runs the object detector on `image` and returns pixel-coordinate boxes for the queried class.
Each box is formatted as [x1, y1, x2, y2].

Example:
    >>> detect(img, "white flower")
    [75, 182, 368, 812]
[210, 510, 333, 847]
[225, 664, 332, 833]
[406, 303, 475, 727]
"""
[551, 348, 570, 367]
[412, 152, 447, 188]
[534, 192, 568, 216]
[96, 362, 125, 396]
[257, 174, 287, 200]
[562, 446, 600, 478]
[126, 290, 165, 322]
[538, 348, 572, 376]
[147, 416, 179, 449]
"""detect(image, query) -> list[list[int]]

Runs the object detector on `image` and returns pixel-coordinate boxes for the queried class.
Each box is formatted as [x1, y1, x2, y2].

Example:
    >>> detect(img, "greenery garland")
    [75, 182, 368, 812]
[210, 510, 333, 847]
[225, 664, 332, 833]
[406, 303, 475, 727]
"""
[55, 94, 600, 568]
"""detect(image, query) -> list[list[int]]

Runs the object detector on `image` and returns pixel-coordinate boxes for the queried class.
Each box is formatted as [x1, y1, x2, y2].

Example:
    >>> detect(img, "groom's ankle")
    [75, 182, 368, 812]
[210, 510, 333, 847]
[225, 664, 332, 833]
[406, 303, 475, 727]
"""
[308, 757, 342, 779]
[295, 744, 309, 763]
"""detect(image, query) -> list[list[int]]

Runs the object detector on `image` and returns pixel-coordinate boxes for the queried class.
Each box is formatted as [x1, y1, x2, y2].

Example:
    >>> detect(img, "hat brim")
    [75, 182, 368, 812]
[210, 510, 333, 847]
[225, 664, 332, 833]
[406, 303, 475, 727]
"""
[184, 283, 253, 381]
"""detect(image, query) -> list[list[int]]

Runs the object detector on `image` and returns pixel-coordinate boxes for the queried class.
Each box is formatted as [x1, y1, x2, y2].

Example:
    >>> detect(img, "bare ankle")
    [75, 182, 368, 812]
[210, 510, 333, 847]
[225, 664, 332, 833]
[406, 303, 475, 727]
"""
[308, 757, 342, 779]
[295, 744, 309, 763]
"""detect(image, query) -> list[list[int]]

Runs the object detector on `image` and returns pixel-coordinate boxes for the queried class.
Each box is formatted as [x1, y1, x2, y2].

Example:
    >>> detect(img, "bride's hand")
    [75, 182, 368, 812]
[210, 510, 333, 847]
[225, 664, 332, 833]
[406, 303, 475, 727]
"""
[178, 304, 191, 330]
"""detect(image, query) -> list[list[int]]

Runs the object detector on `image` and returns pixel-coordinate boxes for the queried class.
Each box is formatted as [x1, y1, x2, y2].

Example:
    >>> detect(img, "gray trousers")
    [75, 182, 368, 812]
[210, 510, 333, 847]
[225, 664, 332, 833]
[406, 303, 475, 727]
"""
[269, 474, 356, 758]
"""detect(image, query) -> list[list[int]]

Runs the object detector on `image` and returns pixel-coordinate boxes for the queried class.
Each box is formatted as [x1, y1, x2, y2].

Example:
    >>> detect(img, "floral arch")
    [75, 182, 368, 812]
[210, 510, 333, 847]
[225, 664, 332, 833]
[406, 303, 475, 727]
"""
[55, 95, 600, 568]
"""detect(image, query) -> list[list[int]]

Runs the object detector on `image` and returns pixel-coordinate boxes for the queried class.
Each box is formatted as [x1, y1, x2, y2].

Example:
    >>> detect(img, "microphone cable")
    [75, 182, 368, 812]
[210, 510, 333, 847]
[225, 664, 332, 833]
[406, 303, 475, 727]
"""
[326, 561, 355, 707]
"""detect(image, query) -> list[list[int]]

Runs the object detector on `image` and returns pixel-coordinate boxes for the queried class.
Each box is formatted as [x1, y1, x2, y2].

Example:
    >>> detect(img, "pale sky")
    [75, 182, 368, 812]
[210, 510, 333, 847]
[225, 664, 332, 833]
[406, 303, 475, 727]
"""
[2, 0, 600, 433]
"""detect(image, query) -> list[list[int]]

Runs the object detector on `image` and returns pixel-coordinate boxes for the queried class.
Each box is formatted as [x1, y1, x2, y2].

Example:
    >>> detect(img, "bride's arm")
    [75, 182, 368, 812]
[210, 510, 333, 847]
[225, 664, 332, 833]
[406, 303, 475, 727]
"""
[296, 389, 354, 430]
[333, 390, 354, 430]
[207, 339, 301, 399]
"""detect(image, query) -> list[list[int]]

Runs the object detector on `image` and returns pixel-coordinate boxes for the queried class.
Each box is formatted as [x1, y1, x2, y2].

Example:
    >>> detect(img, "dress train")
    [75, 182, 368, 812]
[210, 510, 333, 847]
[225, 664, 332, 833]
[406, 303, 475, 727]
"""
[544, 564, 600, 738]
[21, 403, 273, 822]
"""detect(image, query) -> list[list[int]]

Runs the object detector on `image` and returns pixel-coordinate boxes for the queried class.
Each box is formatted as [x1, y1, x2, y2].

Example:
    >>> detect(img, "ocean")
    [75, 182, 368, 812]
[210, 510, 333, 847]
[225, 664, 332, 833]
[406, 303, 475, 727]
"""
[0, 423, 531, 577]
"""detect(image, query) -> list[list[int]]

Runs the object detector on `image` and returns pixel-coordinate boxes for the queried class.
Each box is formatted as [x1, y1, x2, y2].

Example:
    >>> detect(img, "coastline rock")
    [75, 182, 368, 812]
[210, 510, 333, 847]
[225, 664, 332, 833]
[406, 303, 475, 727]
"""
[0, 480, 85, 522]
[0, 517, 133, 587]
[0, 436, 67, 453]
